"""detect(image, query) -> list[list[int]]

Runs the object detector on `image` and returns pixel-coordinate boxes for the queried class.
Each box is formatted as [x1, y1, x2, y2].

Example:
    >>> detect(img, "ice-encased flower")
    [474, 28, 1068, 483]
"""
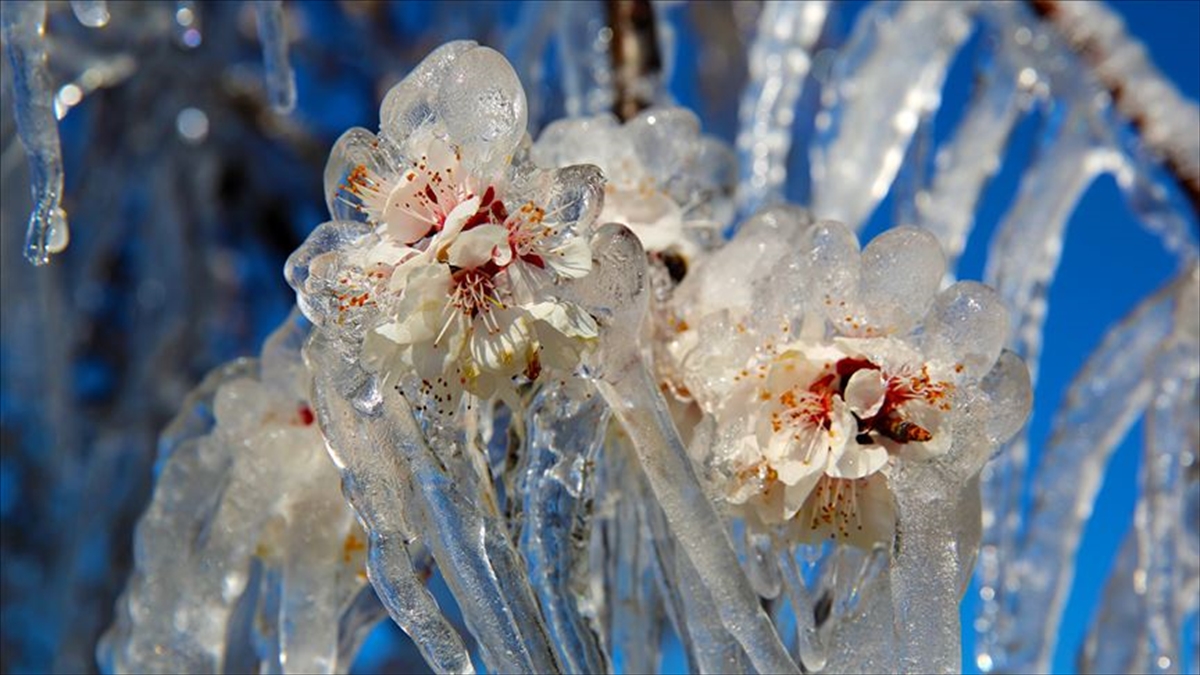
[286, 42, 605, 402]
[530, 107, 736, 266]
[668, 212, 1016, 546]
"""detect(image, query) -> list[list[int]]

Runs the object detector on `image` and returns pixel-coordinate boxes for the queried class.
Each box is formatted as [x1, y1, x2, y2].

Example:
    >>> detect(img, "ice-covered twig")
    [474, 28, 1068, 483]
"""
[916, 22, 1027, 277]
[735, 1, 827, 216]
[606, 0, 661, 122]
[579, 223, 799, 675]
[1006, 265, 1199, 673]
[254, 0, 296, 114]
[1031, 0, 1200, 214]
[810, 1, 972, 230]
[521, 379, 611, 674]
[1, 0, 70, 265]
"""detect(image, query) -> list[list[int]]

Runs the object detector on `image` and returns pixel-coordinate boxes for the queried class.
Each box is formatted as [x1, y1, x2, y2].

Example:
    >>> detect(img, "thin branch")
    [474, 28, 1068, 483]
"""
[1031, 0, 1200, 215]
[606, 0, 662, 122]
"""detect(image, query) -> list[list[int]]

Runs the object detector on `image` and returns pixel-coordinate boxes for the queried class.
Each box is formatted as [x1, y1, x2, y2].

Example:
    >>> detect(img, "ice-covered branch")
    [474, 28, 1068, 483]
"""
[736, 0, 828, 217]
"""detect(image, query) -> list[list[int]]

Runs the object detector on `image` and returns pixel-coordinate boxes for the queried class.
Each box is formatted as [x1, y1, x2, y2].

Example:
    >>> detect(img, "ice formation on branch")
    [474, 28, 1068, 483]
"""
[29, 2, 1188, 673]
[99, 312, 377, 674]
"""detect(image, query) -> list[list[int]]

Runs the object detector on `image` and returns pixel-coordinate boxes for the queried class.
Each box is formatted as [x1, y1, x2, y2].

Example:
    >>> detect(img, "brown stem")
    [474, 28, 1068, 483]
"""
[606, 0, 662, 122]
[1030, 0, 1200, 216]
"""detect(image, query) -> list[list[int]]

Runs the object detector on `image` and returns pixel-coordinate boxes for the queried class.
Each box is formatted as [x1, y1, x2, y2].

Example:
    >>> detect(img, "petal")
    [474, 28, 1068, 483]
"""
[446, 223, 507, 269]
[379, 170, 437, 244]
[439, 195, 483, 243]
[525, 300, 598, 339]
[544, 236, 593, 279]
[843, 368, 887, 418]
[469, 311, 533, 374]
[362, 239, 417, 267]
[827, 442, 889, 479]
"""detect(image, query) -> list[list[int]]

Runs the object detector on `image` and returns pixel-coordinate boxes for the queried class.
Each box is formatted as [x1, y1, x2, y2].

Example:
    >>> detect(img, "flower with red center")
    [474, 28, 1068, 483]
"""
[288, 42, 606, 404]
[667, 214, 1025, 547]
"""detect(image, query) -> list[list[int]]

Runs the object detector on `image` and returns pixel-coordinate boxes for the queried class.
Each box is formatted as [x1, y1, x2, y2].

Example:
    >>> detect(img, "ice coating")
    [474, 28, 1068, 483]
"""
[531, 106, 735, 263]
[666, 212, 1029, 671]
[294, 43, 605, 405]
[98, 313, 370, 674]
[810, 1, 973, 230]
[736, 1, 828, 216]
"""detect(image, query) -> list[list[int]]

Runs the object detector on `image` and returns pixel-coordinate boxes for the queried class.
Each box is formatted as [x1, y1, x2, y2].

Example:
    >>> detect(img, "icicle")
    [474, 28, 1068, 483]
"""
[70, 0, 109, 28]
[580, 224, 799, 675]
[779, 545, 828, 673]
[1135, 279, 1199, 675]
[254, 1, 296, 114]
[1079, 531, 1143, 674]
[278, 479, 354, 674]
[809, 1, 972, 230]
[735, 0, 828, 216]
[554, 1, 613, 118]
[1004, 266, 1199, 673]
[306, 331, 560, 675]
[1, 0, 70, 265]
[520, 379, 610, 675]
[916, 22, 1027, 277]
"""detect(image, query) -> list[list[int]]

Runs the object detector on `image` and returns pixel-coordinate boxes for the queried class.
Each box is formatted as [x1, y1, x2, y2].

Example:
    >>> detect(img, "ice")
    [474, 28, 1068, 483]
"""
[306, 332, 558, 674]
[1, 0, 70, 265]
[1003, 266, 1199, 673]
[521, 379, 611, 674]
[810, 1, 972, 230]
[857, 226, 946, 336]
[736, 1, 828, 216]
[253, 1, 296, 114]
[99, 313, 371, 674]
[916, 22, 1028, 276]
[70, 0, 110, 28]
[581, 223, 800, 674]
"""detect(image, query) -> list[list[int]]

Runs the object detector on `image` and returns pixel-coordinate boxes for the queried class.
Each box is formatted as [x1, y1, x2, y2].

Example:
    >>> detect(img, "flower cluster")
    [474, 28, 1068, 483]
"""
[287, 43, 605, 403]
[531, 107, 736, 271]
[668, 214, 1011, 546]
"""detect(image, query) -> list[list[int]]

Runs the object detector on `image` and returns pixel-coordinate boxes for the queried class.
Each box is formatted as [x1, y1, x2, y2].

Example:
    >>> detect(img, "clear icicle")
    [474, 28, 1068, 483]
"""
[1079, 531, 1144, 674]
[916, 23, 1027, 277]
[554, 0, 613, 118]
[1135, 278, 1199, 675]
[69, 0, 110, 27]
[809, 1, 972, 230]
[579, 224, 799, 675]
[253, 1, 296, 114]
[1, 0, 70, 265]
[521, 379, 611, 675]
[1006, 266, 1199, 673]
[735, 0, 828, 216]
[779, 545, 827, 673]
[306, 332, 560, 675]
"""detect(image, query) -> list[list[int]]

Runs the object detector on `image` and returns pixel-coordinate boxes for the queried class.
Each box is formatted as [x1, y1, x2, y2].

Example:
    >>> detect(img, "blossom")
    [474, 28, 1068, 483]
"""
[531, 107, 735, 269]
[287, 42, 605, 404]
[668, 214, 1015, 547]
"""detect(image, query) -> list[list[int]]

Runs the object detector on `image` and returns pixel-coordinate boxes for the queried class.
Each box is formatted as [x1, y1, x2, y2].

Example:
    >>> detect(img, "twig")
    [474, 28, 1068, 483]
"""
[606, 0, 662, 122]
[1031, 0, 1200, 215]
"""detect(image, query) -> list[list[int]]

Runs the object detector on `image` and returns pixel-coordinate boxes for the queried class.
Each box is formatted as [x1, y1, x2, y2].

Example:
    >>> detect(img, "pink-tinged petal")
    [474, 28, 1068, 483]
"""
[439, 195, 483, 243]
[844, 368, 887, 418]
[378, 169, 436, 244]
